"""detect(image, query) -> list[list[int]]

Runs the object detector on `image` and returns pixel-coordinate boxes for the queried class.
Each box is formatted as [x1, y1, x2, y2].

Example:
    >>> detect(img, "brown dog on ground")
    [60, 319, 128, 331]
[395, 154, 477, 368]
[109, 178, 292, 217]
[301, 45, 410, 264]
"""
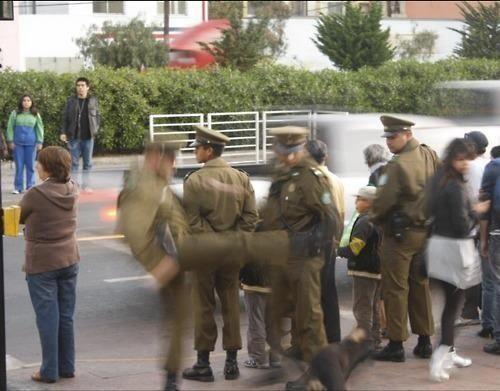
[309, 327, 373, 391]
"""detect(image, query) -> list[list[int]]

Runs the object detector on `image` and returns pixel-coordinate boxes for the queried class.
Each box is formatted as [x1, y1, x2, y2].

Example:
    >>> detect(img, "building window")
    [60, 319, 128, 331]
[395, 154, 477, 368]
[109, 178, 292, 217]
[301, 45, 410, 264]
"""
[19, 1, 36, 15]
[1, 0, 14, 20]
[327, 1, 344, 15]
[93, 1, 124, 14]
[19, 1, 69, 14]
[289, 1, 307, 16]
[157, 1, 187, 15]
[386, 1, 404, 17]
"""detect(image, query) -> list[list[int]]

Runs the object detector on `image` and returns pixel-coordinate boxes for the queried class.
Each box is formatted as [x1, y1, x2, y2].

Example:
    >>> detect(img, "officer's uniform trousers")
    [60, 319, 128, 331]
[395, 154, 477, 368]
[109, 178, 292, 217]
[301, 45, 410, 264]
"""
[270, 254, 327, 362]
[192, 263, 241, 352]
[160, 273, 190, 372]
[380, 229, 434, 342]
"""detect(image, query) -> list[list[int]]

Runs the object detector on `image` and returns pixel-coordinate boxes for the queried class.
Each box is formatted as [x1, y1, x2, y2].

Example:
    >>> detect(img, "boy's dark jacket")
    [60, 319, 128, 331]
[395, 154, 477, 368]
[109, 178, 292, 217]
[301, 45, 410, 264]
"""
[337, 213, 380, 274]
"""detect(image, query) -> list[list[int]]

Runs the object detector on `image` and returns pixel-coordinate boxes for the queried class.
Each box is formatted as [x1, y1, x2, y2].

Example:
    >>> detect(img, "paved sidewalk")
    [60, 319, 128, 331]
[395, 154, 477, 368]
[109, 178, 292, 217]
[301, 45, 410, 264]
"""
[7, 316, 500, 390]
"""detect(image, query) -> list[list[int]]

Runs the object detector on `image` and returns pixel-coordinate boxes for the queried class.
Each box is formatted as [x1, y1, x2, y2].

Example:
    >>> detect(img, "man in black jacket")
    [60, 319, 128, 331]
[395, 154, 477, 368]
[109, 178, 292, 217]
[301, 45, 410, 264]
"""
[60, 77, 100, 193]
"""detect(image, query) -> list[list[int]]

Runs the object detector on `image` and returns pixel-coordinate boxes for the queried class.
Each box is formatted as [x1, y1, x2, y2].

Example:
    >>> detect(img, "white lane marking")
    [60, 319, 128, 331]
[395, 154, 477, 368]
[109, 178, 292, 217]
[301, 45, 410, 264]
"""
[103, 275, 152, 283]
[78, 234, 124, 242]
[6, 355, 26, 370]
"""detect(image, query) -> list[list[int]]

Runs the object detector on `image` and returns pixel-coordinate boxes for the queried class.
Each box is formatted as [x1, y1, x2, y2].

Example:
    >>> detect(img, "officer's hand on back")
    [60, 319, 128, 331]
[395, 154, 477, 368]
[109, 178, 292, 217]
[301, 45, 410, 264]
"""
[150, 256, 180, 288]
[60, 134, 67, 143]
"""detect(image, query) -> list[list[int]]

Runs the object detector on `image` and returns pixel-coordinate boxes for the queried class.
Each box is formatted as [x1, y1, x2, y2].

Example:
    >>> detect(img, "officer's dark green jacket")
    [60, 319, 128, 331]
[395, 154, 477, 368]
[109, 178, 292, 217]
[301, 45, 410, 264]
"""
[371, 138, 439, 228]
[261, 157, 341, 242]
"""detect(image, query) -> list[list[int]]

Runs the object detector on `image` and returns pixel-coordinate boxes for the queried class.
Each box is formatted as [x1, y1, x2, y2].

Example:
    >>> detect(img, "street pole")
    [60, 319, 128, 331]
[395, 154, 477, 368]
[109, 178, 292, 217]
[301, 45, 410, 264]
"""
[164, 0, 170, 63]
[0, 160, 6, 391]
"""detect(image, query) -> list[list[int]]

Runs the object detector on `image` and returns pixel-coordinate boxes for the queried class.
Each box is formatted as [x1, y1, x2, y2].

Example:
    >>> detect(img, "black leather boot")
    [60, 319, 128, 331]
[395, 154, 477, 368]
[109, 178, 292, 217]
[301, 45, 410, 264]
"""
[182, 351, 214, 382]
[164, 372, 178, 391]
[372, 340, 405, 362]
[413, 335, 432, 359]
[224, 350, 240, 380]
[285, 370, 311, 391]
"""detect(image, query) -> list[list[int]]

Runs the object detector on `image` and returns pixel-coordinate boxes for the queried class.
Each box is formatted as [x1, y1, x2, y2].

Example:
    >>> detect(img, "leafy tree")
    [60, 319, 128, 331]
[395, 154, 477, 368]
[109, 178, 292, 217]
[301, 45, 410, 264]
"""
[76, 18, 168, 69]
[203, 1, 290, 71]
[396, 28, 438, 61]
[208, 0, 243, 20]
[450, 1, 500, 59]
[313, 2, 394, 71]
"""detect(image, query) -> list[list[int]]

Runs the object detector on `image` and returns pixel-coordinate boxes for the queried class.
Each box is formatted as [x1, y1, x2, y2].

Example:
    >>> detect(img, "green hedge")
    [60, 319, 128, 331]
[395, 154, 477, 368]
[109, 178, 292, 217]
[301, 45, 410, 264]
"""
[0, 59, 499, 153]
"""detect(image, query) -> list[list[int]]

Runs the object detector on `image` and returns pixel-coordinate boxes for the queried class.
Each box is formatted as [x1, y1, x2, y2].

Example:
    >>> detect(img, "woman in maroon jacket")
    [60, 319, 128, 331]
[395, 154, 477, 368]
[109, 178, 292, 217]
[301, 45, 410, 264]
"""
[20, 146, 79, 384]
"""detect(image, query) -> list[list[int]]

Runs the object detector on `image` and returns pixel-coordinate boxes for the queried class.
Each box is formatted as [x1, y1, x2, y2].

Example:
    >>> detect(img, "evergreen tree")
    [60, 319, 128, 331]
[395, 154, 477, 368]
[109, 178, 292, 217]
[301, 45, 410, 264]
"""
[313, 2, 394, 71]
[450, 1, 500, 59]
[202, 1, 290, 71]
[76, 18, 168, 69]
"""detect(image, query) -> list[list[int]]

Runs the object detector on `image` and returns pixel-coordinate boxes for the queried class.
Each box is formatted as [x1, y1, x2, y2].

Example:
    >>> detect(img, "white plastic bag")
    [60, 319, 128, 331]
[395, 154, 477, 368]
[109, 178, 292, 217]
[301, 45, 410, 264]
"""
[426, 235, 481, 289]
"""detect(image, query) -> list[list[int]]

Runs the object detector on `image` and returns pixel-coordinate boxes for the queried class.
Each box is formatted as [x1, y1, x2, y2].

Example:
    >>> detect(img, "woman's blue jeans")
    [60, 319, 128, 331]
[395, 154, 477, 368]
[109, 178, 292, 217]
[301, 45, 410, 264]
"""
[13, 144, 36, 192]
[27, 263, 78, 380]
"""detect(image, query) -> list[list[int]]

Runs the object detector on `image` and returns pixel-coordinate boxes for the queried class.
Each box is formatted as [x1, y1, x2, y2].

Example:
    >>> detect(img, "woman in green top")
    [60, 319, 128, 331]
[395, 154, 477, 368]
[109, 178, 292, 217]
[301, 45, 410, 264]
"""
[6, 95, 44, 194]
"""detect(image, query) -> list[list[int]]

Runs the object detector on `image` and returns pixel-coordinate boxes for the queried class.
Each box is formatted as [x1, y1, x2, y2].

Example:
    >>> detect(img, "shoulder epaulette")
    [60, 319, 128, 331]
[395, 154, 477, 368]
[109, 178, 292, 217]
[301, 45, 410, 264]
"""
[310, 167, 324, 177]
[184, 171, 195, 182]
[237, 168, 250, 177]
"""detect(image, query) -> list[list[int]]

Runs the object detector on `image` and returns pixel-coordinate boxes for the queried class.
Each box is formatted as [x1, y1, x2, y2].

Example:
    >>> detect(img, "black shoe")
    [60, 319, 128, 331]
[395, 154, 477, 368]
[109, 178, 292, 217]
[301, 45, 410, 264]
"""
[483, 342, 500, 355]
[224, 359, 240, 380]
[478, 327, 494, 339]
[285, 371, 311, 391]
[284, 345, 303, 361]
[165, 372, 178, 391]
[413, 343, 432, 359]
[182, 364, 214, 382]
[372, 343, 405, 362]
[182, 352, 214, 382]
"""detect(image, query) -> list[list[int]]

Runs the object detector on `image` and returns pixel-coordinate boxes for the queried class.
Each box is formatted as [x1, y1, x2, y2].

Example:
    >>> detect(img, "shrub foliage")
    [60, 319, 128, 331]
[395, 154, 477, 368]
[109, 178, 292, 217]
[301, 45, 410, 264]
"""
[0, 59, 499, 153]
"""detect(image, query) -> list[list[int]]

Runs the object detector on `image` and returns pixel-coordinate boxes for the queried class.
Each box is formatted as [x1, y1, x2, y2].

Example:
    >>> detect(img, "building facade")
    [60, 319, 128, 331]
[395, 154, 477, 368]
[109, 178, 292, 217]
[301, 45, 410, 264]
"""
[0, 1, 207, 72]
[0, 1, 494, 72]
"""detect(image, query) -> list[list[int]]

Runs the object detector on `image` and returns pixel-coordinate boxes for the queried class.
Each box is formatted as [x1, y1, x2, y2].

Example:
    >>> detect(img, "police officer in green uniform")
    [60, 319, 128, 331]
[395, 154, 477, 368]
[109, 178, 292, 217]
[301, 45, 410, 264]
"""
[182, 126, 258, 382]
[370, 115, 439, 362]
[260, 127, 341, 390]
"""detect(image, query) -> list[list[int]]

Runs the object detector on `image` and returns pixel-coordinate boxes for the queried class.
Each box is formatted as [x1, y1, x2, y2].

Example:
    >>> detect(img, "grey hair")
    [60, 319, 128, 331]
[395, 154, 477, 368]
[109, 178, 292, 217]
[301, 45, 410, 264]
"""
[363, 144, 391, 167]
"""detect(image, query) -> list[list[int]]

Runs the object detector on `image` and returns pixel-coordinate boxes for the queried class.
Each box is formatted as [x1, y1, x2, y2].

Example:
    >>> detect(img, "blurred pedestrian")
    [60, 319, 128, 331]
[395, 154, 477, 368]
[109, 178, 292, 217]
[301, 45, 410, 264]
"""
[338, 186, 381, 349]
[362, 144, 391, 337]
[363, 144, 391, 187]
[259, 126, 341, 390]
[182, 126, 259, 382]
[20, 146, 79, 383]
[306, 139, 344, 343]
[60, 77, 100, 193]
[371, 115, 439, 362]
[491, 145, 500, 159]
[455, 131, 490, 328]
[117, 139, 317, 390]
[426, 138, 488, 381]
[6, 94, 44, 194]
[480, 150, 500, 356]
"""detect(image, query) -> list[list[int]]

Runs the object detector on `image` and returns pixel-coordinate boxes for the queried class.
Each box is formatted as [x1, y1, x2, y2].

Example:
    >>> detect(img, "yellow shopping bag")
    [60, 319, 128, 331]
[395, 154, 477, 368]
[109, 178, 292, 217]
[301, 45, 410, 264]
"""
[3, 205, 21, 237]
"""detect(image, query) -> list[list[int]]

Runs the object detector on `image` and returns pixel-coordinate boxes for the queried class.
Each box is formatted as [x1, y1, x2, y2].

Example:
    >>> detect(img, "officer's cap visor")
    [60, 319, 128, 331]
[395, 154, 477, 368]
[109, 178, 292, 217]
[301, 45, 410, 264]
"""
[189, 139, 224, 148]
[381, 129, 408, 138]
[189, 139, 203, 148]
